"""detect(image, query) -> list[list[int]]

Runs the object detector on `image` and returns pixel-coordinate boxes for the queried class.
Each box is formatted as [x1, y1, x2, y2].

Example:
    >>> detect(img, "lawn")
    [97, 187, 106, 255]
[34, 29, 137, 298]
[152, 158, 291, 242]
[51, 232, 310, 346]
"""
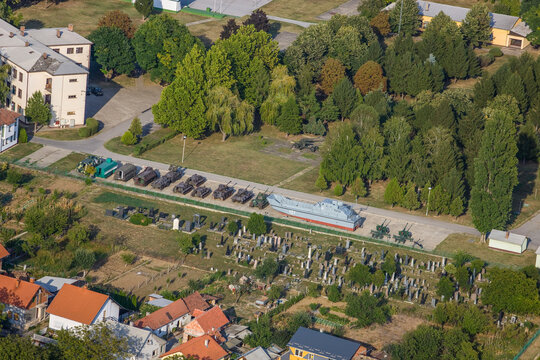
[510, 161, 540, 229]
[261, 0, 349, 22]
[139, 126, 309, 185]
[46, 152, 87, 173]
[35, 128, 84, 141]
[104, 136, 134, 156]
[0, 143, 42, 163]
[434, 233, 536, 269]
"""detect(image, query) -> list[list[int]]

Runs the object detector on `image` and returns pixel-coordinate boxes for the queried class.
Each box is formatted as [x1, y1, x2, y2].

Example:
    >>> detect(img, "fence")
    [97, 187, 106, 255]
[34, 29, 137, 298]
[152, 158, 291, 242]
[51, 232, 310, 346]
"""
[513, 328, 540, 360]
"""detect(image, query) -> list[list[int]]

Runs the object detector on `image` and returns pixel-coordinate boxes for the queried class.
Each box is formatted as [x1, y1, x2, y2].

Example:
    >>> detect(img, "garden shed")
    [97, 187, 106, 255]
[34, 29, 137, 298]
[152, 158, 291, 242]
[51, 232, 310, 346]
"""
[488, 229, 527, 254]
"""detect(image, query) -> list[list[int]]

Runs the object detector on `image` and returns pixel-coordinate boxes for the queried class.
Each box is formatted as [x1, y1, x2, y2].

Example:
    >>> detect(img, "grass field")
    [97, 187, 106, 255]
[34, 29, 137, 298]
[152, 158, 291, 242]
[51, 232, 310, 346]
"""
[139, 126, 310, 185]
[35, 128, 84, 141]
[434, 233, 536, 269]
[104, 137, 134, 156]
[46, 152, 87, 173]
[0, 143, 42, 163]
[261, 0, 348, 22]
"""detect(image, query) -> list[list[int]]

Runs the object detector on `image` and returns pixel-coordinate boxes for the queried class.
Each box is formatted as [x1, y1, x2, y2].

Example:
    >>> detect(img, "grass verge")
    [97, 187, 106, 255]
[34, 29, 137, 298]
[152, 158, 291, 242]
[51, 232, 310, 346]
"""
[35, 128, 83, 141]
[46, 152, 87, 173]
[104, 137, 134, 156]
[0, 143, 43, 163]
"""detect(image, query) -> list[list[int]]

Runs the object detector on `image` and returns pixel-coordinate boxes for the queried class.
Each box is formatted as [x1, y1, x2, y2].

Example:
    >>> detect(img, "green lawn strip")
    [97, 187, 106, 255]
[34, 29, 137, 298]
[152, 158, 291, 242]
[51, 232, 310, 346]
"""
[0, 143, 43, 163]
[35, 128, 83, 141]
[104, 137, 134, 156]
[46, 152, 88, 173]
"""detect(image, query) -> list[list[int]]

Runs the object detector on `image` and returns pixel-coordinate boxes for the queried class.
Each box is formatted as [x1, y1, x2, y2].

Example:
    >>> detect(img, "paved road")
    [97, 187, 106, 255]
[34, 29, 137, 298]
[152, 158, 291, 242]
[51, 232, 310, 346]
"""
[512, 212, 540, 249]
[267, 16, 315, 28]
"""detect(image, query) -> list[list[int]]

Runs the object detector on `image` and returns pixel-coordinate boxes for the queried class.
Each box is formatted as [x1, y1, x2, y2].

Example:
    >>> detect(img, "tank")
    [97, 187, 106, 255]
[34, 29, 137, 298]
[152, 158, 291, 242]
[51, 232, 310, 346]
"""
[134, 167, 158, 187]
[213, 182, 235, 200]
[232, 187, 254, 204]
[114, 163, 137, 182]
[250, 192, 269, 209]
[186, 174, 206, 187]
[173, 182, 193, 194]
[192, 186, 212, 198]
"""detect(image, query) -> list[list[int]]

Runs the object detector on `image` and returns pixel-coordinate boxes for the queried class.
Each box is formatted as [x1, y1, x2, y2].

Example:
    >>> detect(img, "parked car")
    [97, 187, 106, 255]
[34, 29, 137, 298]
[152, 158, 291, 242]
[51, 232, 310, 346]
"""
[91, 87, 103, 96]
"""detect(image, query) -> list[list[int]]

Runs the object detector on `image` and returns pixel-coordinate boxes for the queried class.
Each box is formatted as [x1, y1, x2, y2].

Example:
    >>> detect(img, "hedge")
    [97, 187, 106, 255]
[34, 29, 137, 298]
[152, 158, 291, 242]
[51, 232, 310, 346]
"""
[78, 118, 100, 138]
[489, 47, 503, 57]
[133, 129, 178, 156]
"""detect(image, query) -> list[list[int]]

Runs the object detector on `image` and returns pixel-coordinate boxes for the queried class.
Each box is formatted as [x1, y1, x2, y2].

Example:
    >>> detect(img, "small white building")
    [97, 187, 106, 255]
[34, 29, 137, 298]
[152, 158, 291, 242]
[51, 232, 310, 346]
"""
[488, 229, 528, 254]
[131, 0, 181, 12]
[535, 247, 540, 268]
[0, 108, 20, 153]
[47, 284, 120, 330]
[103, 320, 166, 359]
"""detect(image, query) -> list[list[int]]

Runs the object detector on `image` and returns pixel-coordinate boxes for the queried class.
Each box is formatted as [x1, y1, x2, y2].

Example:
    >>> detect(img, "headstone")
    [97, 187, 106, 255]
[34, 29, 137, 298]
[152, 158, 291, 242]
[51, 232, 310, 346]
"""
[431, 298, 437, 307]
[345, 240, 351, 249]
[173, 218, 180, 230]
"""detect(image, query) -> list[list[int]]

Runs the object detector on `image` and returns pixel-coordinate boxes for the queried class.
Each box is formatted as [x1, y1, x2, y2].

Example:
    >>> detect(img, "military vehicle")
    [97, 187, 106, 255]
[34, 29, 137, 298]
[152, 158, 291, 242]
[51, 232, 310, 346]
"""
[186, 174, 206, 187]
[192, 186, 212, 198]
[134, 167, 158, 187]
[371, 220, 390, 239]
[393, 224, 413, 244]
[250, 191, 269, 209]
[232, 186, 254, 204]
[151, 168, 183, 190]
[213, 182, 235, 200]
[292, 138, 318, 152]
[173, 182, 193, 195]
[114, 163, 138, 182]
[76, 156, 103, 174]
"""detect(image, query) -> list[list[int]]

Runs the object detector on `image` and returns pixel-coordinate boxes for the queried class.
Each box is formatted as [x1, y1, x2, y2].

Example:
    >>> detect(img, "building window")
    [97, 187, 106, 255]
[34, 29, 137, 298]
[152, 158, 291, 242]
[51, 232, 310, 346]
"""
[10, 102, 15, 111]
[76, 47, 83, 54]
[69, 78, 78, 83]
[11, 85, 15, 95]
[17, 89, 21, 98]
[13, 313, 19, 321]
[67, 111, 75, 115]
[17, 105, 22, 114]
[53, 48, 59, 53]
[68, 95, 76, 99]
[12, 68, 16, 78]
[18, 73, 22, 82]
[67, 48, 74, 54]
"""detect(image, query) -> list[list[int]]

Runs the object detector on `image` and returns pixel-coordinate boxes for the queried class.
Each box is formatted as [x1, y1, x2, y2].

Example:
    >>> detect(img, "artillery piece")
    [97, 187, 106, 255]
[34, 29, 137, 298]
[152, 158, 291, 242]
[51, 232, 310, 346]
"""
[213, 181, 235, 200]
[292, 138, 318, 152]
[232, 185, 254, 204]
[173, 182, 193, 195]
[192, 186, 212, 198]
[371, 220, 390, 239]
[186, 174, 206, 187]
[393, 224, 413, 244]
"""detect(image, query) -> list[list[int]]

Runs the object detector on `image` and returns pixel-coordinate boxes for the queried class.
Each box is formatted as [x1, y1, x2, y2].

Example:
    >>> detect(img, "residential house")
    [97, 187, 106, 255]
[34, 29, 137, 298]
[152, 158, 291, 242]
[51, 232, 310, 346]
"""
[0, 108, 20, 153]
[383, 0, 532, 49]
[183, 291, 211, 314]
[35, 276, 84, 294]
[135, 298, 191, 337]
[160, 334, 229, 360]
[240, 346, 279, 360]
[146, 294, 173, 308]
[0, 274, 50, 329]
[0, 19, 90, 127]
[182, 306, 230, 342]
[288, 327, 368, 360]
[103, 320, 166, 360]
[223, 324, 252, 352]
[47, 283, 120, 330]
[0, 243, 9, 270]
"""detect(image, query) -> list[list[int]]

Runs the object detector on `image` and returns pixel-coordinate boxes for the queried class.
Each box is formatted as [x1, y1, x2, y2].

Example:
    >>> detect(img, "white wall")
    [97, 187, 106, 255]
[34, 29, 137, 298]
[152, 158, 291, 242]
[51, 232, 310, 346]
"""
[49, 313, 84, 330]
[535, 253, 540, 269]
[50, 44, 91, 70]
[0, 119, 18, 152]
[94, 298, 120, 322]
[488, 239, 524, 254]
[153, 0, 181, 12]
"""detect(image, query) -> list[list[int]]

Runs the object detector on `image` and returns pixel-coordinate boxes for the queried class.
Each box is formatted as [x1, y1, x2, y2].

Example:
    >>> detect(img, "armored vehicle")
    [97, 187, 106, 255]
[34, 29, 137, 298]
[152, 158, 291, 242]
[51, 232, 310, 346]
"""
[95, 158, 118, 178]
[186, 174, 206, 187]
[232, 186, 254, 204]
[165, 167, 183, 183]
[213, 182, 235, 200]
[76, 156, 103, 174]
[250, 192, 269, 209]
[192, 186, 212, 198]
[173, 182, 193, 194]
[292, 138, 318, 152]
[151, 169, 183, 190]
[114, 163, 138, 182]
[134, 167, 158, 187]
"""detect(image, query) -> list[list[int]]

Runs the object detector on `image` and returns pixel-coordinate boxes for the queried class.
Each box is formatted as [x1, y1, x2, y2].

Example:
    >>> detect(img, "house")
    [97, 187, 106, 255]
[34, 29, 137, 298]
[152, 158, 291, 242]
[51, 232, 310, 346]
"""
[535, 246, 540, 269]
[0, 108, 21, 153]
[183, 291, 211, 314]
[0, 243, 9, 269]
[240, 346, 283, 360]
[288, 327, 368, 360]
[103, 320, 166, 360]
[0, 20, 90, 127]
[146, 294, 173, 308]
[129, 0, 181, 13]
[488, 229, 528, 254]
[0, 274, 50, 329]
[383, 0, 532, 49]
[223, 324, 252, 352]
[160, 334, 229, 360]
[47, 283, 120, 330]
[35, 276, 84, 294]
[135, 298, 191, 337]
[182, 306, 230, 342]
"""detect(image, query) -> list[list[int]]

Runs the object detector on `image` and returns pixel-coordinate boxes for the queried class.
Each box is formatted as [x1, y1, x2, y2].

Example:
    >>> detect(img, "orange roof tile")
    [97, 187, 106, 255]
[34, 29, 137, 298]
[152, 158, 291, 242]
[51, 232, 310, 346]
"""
[135, 298, 189, 330]
[0, 243, 9, 259]
[0, 109, 20, 126]
[183, 291, 210, 314]
[160, 335, 228, 359]
[47, 284, 110, 325]
[0, 274, 45, 309]
[191, 309, 205, 318]
[192, 306, 229, 333]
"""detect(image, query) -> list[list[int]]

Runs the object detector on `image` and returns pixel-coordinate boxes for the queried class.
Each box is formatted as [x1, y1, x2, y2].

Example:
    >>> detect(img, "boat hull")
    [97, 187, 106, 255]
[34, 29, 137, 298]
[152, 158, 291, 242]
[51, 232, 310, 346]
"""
[273, 207, 359, 231]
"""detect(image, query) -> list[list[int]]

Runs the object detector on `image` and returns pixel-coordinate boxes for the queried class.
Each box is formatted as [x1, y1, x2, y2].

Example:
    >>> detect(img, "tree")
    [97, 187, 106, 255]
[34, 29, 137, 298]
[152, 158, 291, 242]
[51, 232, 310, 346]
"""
[97, 10, 136, 38]
[319, 58, 346, 95]
[247, 213, 267, 236]
[326, 284, 342, 302]
[501, 73, 527, 111]
[67, 223, 90, 246]
[26, 91, 51, 132]
[134, 0, 152, 20]
[207, 86, 254, 141]
[71, 248, 96, 270]
[461, 4, 492, 47]
[227, 220, 239, 235]
[470, 111, 518, 237]
[373, 269, 385, 287]
[89, 27, 135, 79]
[255, 258, 279, 281]
[345, 292, 390, 327]
[0, 335, 55, 359]
[220, 18, 239, 40]
[333, 183, 344, 196]
[319, 96, 340, 122]
[449, 197, 464, 218]
[389, 0, 421, 35]
[388, 325, 443, 360]
[267, 285, 283, 301]
[347, 264, 372, 286]
[383, 116, 411, 182]
[129, 117, 143, 138]
[381, 257, 397, 275]
[56, 323, 128, 360]
[260, 65, 296, 125]
[276, 96, 302, 135]
[243, 9, 270, 33]
[384, 178, 404, 207]
[358, 0, 387, 19]
[370, 11, 391, 36]
[121, 130, 137, 145]
[315, 171, 329, 191]
[332, 77, 357, 120]
[0, 64, 9, 104]
[483, 268, 540, 314]
[354, 61, 387, 95]
[436, 276, 455, 301]
[401, 183, 420, 210]
[177, 235, 193, 255]
[461, 306, 488, 336]
[351, 177, 367, 198]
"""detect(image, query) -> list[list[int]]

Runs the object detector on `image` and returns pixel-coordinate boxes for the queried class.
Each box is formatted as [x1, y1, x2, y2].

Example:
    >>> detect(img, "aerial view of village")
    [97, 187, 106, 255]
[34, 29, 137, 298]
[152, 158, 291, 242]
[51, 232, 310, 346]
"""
[0, 0, 540, 358]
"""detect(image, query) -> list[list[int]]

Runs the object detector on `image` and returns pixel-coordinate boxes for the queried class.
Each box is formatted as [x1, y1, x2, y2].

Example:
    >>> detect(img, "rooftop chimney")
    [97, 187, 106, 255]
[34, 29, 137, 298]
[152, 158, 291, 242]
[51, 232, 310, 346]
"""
[83, 284, 88, 289]
[16, 279, 20, 288]
[56, 29, 61, 38]
[67, 24, 74, 32]
[42, 53, 48, 59]
[24, 41, 29, 47]
[205, 339, 209, 348]
[29, 278, 35, 283]
[19, 25, 25, 36]
[9, 32, 13, 38]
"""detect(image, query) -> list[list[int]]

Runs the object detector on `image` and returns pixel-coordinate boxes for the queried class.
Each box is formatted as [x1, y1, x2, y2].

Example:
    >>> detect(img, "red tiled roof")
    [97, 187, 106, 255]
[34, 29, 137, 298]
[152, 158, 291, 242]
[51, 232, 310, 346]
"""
[47, 284, 109, 325]
[135, 298, 189, 330]
[183, 291, 210, 314]
[0, 108, 20, 126]
[192, 306, 229, 333]
[0, 274, 45, 309]
[0, 243, 9, 259]
[160, 335, 228, 359]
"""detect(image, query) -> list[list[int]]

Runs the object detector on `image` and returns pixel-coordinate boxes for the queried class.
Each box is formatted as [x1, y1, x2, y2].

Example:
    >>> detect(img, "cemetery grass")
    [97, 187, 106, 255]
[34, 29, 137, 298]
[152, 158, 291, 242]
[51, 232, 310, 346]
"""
[139, 126, 309, 186]
[434, 233, 536, 269]
[46, 152, 87, 173]
[0, 143, 42, 163]
[35, 128, 84, 141]
[261, 0, 349, 22]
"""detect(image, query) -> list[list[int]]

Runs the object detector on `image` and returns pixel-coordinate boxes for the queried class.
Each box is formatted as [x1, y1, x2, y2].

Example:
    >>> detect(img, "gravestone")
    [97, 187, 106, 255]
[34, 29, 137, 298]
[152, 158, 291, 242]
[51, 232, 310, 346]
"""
[173, 218, 180, 230]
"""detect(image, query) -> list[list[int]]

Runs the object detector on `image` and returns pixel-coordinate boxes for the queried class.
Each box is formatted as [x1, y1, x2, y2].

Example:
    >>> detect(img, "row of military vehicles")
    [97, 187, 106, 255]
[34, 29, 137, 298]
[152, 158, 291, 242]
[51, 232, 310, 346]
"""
[76, 156, 269, 208]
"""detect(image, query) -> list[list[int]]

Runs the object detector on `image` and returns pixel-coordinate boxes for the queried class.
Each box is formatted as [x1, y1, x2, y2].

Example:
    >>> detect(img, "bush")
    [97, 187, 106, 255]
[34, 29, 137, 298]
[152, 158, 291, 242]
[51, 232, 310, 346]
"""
[85, 178, 93, 186]
[479, 53, 494, 67]
[78, 118, 99, 138]
[129, 213, 151, 226]
[19, 128, 27, 143]
[6, 168, 23, 185]
[309, 303, 320, 311]
[78, 126, 91, 138]
[121, 252, 137, 265]
[227, 220, 239, 235]
[121, 130, 137, 145]
[489, 47, 503, 57]
[333, 183, 343, 196]
[319, 307, 330, 315]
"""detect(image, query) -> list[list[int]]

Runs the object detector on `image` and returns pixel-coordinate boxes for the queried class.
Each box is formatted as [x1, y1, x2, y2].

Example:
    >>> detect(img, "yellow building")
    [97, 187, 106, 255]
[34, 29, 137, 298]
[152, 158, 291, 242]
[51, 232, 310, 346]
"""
[287, 327, 368, 360]
[385, 0, 532, 49]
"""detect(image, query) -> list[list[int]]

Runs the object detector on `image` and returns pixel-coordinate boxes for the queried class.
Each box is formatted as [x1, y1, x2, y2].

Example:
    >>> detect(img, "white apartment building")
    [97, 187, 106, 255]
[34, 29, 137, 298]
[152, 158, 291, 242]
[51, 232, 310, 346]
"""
[0, 108, 20, 152]
[0, 20, 91, 127]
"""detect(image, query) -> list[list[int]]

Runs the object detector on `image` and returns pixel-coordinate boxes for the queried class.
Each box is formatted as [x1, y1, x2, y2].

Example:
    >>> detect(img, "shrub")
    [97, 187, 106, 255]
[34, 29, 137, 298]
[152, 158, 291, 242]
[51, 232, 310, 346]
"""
[121, 252, 137, 265]
[78, 126, 91, 138]
[85, 178, 93, 186]
[479, 53, 494, 67]
[309, 303, 320, 311]
[78, 118, 99, 138]
[129, 213, 151, 226]
[333, 183, 343, 196]
[19, 128, 27, 143]
[133, 130, 178, 156]
[319, 307, 330, 315]
[489, 47, 503, 57]
[121, 130, 137, 145]
[6, 168, 23, 185]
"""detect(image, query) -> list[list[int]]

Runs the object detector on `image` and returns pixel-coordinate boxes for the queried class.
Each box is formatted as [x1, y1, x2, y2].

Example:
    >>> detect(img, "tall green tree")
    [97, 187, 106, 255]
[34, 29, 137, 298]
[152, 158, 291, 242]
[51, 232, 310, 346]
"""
[134, 0, 152, 20]
[358, 0, 387, 19]
[276, 96, 302, 135]
[332, 77, 357, 120]
[483, 268, 540, 314]
[461, 4, 492, 47]
[207, 86, 254, 141]
[389, 0, 421, 35]
[384, 178, 404, 206]
[89, 27, 135, 79]
[56, 323, 128, 360]
[0, 64, 10, 104]
[383, 116, 411, 182]
[26, 91, 51, 133]
[260, 65, 296, 125]
[470, 110, 518, 237]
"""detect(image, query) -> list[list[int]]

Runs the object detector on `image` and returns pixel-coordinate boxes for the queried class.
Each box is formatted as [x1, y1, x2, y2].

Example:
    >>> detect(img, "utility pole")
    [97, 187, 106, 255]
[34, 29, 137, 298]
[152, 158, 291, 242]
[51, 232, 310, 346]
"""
[182, 135, 187, 163]
[398, 0, 404, 34]
[425, 187, 432, 216]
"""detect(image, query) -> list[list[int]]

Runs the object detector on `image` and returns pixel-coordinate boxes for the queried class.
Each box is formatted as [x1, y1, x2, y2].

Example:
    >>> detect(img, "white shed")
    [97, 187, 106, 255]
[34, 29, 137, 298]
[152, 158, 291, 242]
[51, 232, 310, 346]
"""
[535, 247, 540, 269]
[488, 229, 528, 254]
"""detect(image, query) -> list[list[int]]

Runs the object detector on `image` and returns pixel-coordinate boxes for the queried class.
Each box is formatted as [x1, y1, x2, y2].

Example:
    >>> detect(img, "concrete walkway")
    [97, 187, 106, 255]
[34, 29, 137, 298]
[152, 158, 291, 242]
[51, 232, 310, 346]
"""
[267, 16, 315, 28]
[185, 18, 216, 27]
[317, 0, 361, 20]
[19, 146, 71, 168]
